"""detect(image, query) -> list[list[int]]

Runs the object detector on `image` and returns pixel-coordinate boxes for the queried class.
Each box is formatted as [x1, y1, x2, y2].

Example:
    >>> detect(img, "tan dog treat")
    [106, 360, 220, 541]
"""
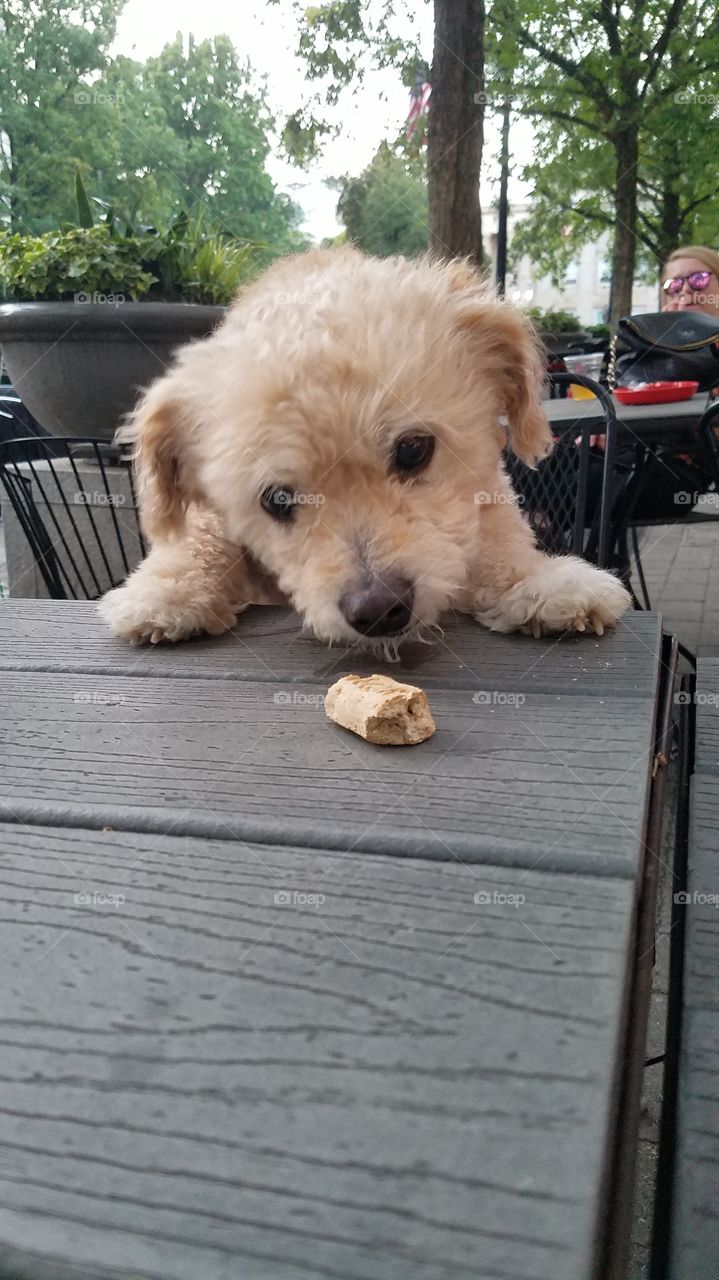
[325, 674, 436, 745]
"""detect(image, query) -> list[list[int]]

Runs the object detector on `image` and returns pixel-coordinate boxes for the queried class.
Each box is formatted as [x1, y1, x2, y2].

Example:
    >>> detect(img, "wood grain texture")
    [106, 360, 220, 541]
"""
[0, 823, 635, 1280]
[670, 1009, 719, 1280]
[0, 600, 663, 699]
[671, 752, 719, 1276]
[0, 670, 656, 875]
[694, 657, 719, 771]
[681, 778, 719, 1009]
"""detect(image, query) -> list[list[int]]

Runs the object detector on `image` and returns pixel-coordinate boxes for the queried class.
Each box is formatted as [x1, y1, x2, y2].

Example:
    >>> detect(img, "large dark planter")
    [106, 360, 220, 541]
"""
[0, 302, 226, 441]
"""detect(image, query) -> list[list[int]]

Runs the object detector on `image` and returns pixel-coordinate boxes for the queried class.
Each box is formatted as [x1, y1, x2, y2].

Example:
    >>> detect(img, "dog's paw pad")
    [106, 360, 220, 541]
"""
[98, 586, 237, 646]
[476, 557, 631, 637]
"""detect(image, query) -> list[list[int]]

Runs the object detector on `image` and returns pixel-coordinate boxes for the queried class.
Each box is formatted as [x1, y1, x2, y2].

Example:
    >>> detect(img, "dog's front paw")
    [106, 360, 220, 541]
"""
[98, 583, 240, 645]
[475, 556, 631, 638]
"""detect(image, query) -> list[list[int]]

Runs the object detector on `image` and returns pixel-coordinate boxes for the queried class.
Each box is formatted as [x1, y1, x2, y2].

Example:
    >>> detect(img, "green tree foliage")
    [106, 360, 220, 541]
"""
[509, 87, 719, 286]
[332, 142, 427, 258]
[137, 35, 306, 253]
[492, 0, 719, 323]
[272, 1, 424, 164]
[0, 1, 306, 261]
[274, 0, 485, 263]
[0, 0, 124, 229]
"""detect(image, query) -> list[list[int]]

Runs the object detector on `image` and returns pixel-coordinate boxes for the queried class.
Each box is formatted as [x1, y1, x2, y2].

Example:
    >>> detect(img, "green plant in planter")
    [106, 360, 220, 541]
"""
[0, 174, 265, 305]
[0, 226, 158, 302]
[526, 306, 585, 334]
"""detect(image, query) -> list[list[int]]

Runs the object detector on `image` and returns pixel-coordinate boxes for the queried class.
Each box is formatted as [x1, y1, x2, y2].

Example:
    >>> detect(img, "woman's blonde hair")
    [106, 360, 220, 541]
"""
[663, 245, 719, 281]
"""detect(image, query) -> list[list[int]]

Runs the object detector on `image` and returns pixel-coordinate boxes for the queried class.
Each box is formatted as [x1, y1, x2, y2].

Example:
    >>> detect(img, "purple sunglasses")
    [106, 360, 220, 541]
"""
[662, 269, 713, 295]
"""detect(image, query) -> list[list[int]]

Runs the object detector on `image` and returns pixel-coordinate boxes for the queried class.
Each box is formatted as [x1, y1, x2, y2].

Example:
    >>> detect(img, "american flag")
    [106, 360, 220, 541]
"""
[406, 70, 431, 142]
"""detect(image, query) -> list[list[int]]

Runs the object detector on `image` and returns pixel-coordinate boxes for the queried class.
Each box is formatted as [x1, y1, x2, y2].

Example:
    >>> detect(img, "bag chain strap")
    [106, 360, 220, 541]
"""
[608, 333, 618, 391]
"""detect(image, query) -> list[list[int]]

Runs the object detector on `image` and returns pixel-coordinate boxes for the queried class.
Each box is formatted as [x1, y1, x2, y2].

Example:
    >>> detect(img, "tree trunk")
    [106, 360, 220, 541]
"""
[657, 183, 682, 266]
[608, 125, 639, 329]
[427, 0, 485, 265]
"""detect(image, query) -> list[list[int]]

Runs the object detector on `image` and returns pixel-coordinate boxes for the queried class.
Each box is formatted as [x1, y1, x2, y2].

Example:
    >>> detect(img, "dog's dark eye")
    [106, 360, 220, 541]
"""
[261, 486, 296, 522]
[393, 434, 435, 476]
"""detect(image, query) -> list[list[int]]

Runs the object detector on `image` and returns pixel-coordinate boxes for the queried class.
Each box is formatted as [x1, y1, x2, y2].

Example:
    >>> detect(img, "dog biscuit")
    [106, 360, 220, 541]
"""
[325, 674, 436, 745]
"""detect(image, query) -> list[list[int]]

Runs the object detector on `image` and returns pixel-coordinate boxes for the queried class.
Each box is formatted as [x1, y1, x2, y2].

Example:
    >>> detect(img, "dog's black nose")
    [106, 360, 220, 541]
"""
[340, 574, 414, 636]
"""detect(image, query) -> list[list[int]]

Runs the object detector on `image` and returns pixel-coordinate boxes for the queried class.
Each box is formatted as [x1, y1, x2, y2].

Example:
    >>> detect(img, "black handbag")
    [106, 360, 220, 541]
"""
[615, 310, 719, 390]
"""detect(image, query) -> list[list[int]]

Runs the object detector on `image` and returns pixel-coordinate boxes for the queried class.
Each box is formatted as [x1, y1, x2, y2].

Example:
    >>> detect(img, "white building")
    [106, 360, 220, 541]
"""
[482, 202, 659, 326]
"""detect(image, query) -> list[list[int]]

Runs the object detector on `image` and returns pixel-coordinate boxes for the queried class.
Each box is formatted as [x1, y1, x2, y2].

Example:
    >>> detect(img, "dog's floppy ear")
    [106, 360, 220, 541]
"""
[118, 381, 201, 541]
[450, 281, 553, 465]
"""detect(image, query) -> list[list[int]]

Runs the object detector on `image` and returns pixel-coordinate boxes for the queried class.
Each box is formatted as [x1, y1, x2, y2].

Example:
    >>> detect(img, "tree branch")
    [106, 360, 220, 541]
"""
[599, 0, 622, 56]
[517, 105, 604, 135]
[634, 208, 662, 256]
[680, 186, 719, 218]
[651, 61, 719, 100]
[636, 176, 662, 196]
[515, 29, 612, 112]
[535, 195, 614, 227]
[639, 0, 688, 98]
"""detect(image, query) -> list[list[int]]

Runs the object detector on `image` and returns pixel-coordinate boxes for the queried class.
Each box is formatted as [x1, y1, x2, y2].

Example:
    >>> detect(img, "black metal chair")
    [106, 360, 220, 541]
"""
[610, 398, 719, 612]
[2, 373, 625, 601]
[0, 436, 145, 600]
[505, 370, 622, 569]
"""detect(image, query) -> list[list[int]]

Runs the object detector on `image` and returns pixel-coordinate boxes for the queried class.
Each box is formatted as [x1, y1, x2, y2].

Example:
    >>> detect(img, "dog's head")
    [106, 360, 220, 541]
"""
[125, 248, 551, 648]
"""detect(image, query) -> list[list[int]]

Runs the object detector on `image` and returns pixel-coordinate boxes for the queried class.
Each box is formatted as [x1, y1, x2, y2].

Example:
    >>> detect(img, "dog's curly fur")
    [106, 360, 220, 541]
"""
[99, 246, 630, 649]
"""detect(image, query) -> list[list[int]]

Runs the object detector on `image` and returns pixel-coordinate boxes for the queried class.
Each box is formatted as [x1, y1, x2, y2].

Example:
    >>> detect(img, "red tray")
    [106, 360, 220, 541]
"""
[614, 381, 699, 405]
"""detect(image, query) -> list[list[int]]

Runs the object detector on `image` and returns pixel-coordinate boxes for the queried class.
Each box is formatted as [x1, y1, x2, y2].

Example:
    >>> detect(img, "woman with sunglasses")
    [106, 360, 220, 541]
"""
[662, 245, 719, 316]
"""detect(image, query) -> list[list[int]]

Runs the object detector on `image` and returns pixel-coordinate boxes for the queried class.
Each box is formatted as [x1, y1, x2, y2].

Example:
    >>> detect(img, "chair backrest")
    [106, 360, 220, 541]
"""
[699, 398, 719, 476]
[0, 436, 146, 600]
[1, 377, 621, 599]
[505, 370, 620, 568]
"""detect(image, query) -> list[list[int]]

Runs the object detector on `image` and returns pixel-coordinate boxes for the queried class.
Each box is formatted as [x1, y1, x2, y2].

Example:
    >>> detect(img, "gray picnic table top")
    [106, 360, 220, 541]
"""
[0, 599, 667, 1280]
[546, 390, 710, 436]
[670, 657, 719, 1279]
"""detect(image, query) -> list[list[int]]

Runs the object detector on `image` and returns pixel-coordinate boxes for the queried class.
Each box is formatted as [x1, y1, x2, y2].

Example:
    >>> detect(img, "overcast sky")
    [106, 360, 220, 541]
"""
[113, 0, 533, 241]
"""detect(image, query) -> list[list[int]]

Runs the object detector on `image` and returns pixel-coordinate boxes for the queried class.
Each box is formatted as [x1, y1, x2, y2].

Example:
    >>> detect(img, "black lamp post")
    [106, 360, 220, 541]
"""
[495, 96, 511, 296]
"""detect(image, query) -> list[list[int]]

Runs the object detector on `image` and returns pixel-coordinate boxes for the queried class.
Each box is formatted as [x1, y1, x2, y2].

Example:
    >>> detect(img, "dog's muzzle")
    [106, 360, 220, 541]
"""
[340, 573, 414, 637]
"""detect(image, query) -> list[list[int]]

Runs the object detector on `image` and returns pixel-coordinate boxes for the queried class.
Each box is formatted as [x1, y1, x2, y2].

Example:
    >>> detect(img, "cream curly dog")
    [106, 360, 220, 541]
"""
[99, 247, 630, 650]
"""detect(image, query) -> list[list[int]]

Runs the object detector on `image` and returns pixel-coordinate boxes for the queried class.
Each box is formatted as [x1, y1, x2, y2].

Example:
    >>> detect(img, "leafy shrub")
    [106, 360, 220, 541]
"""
[0, 175, 264, 304]
[0, 226, 157, 301]
[526, 306, 585, 334]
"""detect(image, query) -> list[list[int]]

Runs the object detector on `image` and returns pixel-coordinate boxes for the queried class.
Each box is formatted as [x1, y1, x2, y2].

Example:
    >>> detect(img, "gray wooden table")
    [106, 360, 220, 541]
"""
[546, 390, 710, 441]
[0, 600, 673, 1280]
[669, 657, 719, 1279]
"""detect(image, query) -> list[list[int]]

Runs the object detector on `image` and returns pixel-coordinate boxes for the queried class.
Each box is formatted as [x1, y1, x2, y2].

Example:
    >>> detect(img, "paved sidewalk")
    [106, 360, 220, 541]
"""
[626, 513, 717, 1279]
[630, 504, 719, 655]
